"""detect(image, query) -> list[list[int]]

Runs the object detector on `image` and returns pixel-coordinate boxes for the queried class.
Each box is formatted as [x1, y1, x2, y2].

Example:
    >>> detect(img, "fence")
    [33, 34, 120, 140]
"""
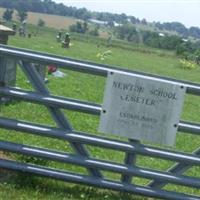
[0, 44, 200, 199]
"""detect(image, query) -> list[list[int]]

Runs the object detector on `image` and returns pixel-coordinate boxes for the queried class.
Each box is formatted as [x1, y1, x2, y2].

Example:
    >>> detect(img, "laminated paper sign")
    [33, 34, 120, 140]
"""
[99, 72, 186, 146]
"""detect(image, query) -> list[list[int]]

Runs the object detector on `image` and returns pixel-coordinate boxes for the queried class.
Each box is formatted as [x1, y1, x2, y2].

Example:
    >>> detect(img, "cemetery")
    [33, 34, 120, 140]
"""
[0, 13, 200, 200]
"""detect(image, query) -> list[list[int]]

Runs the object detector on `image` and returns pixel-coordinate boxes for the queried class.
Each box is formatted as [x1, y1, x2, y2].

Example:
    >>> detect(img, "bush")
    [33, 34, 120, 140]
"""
[69, 22, 88, 34]
[114, 25, 139, 43]
[88, 27, 99, 36]
[37, 19, 45, 27]
[179, 59, 198, 70]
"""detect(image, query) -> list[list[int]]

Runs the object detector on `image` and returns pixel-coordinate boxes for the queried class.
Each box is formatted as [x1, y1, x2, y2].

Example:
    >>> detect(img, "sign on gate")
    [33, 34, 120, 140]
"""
[99, 72, 186, 146]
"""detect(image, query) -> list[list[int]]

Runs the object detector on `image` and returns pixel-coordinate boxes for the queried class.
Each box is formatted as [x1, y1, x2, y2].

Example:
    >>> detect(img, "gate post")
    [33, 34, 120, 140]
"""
[0, 25, 16, 103]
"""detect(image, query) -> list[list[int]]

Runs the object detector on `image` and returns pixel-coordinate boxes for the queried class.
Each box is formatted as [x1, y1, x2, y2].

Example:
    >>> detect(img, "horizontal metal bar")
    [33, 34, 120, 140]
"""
[0, 159, 199, 200]
[179, 121, 200, 135]
[0, 117, 200, 166]
[0, 45, 200, 95]
[1, 140, 200, 188]
[1, 45, 108, 76]
[0, 87, 200, 136]
[0, 87, 101, 115]
[149, 147, 200, 188]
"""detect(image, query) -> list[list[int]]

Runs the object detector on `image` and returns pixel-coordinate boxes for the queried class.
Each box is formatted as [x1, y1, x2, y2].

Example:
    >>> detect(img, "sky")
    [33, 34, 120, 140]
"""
[53, 0, 200, 28]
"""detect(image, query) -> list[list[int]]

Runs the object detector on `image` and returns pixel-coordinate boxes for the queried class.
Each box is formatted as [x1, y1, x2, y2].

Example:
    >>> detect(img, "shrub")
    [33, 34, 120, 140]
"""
[179, 59, 198, 70]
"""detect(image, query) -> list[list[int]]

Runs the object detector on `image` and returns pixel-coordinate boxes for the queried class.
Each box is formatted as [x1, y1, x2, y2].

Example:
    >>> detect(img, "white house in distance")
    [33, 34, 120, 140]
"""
[159, 33, 165, 37]
[88, 19, 108, 25]
[88, 19, 122, 27]
[113, 22, 121, 27]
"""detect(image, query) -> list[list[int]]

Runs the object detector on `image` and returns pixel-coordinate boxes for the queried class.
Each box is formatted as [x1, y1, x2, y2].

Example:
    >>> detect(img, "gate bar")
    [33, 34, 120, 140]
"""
[121, 139, 139, 183]
[0, 87, 101, 115]
[149, 147, 200, 188]
[0, 159, 199, 200]
[0, 45, 200, 95]
[1, 140, 200, 188]
[0, 87, 199, 136]
[0, 117, 200, 165]
[19, 61, 102, 178]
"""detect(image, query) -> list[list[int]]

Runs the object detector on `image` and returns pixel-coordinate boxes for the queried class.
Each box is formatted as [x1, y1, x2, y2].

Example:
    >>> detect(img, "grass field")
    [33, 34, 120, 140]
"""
[0, 8, 80, 29]
[0, 23, 200, 200]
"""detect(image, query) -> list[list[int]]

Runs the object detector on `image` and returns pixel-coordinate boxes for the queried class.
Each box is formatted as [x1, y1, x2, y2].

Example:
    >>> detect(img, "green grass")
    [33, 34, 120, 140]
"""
[0, 24, 200, 200]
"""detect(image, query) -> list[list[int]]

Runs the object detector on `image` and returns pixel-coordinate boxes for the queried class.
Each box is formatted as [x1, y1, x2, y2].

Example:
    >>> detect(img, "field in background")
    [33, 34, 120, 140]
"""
[0, 7, 79, 29]
[0, 18, 199, 200]
[0, 7, 178, 40]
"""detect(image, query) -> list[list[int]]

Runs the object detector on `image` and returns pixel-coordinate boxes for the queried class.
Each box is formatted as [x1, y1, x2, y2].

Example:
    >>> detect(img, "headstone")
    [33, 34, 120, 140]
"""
[99, 72, 186, 146]
[22, 20, 26, 36]
[56, 31, 62, 42]
[62, 33, 70, 48]
[0, 25, 15, 44]
[19, 26, 24, 37]
[12, 23, 17, 34]
[19, 21, 26, 37]
[107, 34, 112, 47]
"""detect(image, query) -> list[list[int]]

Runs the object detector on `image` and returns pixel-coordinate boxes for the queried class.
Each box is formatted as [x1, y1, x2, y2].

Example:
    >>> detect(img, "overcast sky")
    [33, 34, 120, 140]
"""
[53, 0, 200, 28]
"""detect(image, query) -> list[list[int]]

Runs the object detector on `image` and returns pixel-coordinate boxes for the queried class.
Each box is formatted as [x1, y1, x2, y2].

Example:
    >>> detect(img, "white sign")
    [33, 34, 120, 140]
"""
[99, 72, 186, 146]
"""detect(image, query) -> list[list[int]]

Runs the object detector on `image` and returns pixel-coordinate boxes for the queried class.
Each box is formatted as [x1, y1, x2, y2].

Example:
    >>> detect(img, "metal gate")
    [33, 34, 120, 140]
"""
[0, 44, 200, 199]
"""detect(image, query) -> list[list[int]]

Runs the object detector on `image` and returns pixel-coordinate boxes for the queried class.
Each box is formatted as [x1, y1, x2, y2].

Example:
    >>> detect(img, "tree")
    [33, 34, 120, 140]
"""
[195, 50, 200, 64]
[89, 26, 99, 36]
[17, 9, 28, 22]
[189, 27, 200, 38]
[37, 19, 45, 27]
[114, 25, 139, 42]
[69, 22, 88, 34]
[107, 20, 114, 28]
[76, 21, 84, 33]
[3, 9, 13, 21]
[82, 21, 88, 33]
[141, 18, 147, 25]
[176, 41, 193, 56]
[129, 16, 137, 24]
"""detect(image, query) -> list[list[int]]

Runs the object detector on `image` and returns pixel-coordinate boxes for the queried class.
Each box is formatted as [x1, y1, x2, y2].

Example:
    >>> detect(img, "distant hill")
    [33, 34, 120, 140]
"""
[0, 0, 199, 39]
[0, 7, 79, 29]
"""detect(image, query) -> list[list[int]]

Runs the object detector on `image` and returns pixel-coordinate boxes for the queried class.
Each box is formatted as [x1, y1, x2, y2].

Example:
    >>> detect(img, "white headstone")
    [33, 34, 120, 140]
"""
[99, 72, 186, 146]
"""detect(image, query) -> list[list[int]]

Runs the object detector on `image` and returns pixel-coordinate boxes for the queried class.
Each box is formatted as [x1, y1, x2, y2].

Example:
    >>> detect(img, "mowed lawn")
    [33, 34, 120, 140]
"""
[0, 26, 200, 200]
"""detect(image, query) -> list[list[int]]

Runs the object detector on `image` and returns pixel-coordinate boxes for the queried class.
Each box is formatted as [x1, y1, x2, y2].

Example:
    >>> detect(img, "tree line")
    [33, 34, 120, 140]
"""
[155, 22, 200, 39]
[3, 8, 28, 22]
[114, 25, 183, 50]
[69, 22, 200, 65]
[1, 0, 199, 64]
[114, 25, 200, 64]
[0, 0, 200, 39]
